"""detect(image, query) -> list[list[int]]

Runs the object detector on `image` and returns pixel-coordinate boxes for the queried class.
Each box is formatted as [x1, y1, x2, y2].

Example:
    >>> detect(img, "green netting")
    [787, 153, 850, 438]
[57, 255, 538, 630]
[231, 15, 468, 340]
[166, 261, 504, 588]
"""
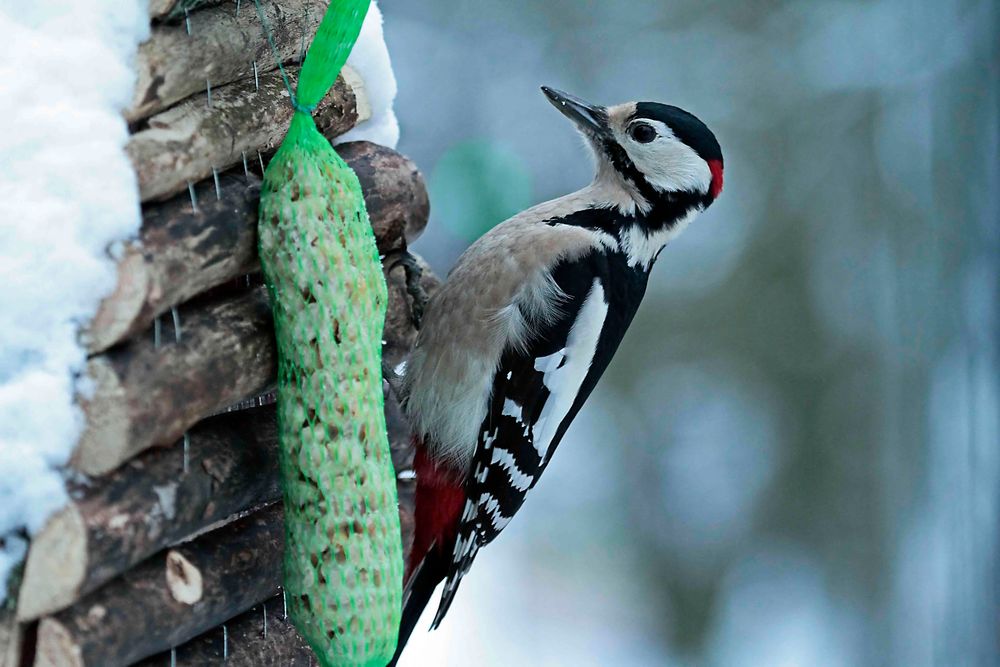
[257, 1, 402, 665]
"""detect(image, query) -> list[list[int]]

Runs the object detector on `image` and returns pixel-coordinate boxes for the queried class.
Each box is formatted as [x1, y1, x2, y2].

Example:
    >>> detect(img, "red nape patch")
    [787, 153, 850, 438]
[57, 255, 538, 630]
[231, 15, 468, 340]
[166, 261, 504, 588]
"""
[708, 159, 724, 199]
[407, 442, 466, 580]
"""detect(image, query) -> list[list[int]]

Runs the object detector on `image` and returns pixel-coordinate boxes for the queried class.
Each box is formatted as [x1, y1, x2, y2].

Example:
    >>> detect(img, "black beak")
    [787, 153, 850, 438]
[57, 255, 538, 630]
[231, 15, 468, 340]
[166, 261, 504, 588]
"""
[541, 86, 608, 137]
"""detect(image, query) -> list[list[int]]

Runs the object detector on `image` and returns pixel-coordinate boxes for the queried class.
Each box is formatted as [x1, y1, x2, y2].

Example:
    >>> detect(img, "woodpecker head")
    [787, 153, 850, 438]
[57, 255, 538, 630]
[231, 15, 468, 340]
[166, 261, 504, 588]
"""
[541, 86, 723, 211]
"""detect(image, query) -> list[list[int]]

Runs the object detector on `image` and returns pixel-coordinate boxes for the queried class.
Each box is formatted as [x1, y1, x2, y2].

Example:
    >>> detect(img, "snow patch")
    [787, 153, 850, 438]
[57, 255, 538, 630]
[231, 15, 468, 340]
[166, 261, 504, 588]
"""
[0, 1, 148, 602]
[340, 1, 399, 148]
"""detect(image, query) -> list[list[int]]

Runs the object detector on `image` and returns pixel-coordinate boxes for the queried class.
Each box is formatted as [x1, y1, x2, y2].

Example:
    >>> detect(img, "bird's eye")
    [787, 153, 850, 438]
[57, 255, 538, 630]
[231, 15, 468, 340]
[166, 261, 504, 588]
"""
[629, 123, 657, 144]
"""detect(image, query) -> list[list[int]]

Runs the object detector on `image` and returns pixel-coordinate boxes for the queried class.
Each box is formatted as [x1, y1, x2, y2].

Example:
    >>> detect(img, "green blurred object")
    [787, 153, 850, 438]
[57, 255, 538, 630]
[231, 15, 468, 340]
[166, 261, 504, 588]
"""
[256, 1, 403, 664]
[430, 139, 533, 241]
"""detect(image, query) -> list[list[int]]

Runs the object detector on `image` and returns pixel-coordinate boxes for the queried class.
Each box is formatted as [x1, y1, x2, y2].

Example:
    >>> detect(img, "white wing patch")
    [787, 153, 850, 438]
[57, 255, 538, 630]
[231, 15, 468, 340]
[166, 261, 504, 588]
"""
[534, 349, 567, 374]
[531, 279, 608, 459]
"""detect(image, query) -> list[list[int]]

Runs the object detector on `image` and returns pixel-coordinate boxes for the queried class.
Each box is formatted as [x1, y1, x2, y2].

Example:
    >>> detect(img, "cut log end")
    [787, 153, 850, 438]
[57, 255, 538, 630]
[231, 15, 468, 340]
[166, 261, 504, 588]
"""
[31, 506, 285, 666]
[165, 551, 204, 605]
[340, 66, 371, 124]
[17, 506, 87, 622]
[81, 249, 149, 353]
[72, 357, 130, 477]
[1, 607, 24, 667]
[34, 618, 84, 667]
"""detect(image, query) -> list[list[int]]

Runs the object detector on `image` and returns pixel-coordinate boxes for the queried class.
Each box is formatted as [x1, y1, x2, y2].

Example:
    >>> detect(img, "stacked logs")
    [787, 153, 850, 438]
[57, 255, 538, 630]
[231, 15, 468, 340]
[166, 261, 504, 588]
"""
[4, 3, 434, 666]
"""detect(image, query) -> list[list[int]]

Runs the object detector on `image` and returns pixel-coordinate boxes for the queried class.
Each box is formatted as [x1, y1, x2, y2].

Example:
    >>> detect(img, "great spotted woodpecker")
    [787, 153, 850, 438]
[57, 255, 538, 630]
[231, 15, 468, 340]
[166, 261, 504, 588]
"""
[391, 87, 723, 664]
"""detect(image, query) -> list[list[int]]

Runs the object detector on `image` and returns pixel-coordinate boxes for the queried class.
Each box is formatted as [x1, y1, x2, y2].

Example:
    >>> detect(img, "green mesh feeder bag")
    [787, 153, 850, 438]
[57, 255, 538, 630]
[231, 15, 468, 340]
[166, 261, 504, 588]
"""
[257, 1, 403, 664]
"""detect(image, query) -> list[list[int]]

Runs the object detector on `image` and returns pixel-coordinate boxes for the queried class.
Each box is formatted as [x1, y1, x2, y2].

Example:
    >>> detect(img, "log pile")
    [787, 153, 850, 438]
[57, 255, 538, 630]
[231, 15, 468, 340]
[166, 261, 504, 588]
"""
[5, 3, 435, 665]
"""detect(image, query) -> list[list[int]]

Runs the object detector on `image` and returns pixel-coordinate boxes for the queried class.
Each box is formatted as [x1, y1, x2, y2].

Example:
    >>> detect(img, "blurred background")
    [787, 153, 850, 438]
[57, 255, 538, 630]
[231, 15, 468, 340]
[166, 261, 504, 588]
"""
[381, 0, 999, 665]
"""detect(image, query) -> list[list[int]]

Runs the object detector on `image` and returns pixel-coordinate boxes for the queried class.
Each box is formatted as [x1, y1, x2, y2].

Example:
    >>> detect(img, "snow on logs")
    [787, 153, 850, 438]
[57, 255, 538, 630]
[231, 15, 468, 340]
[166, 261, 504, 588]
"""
[10, 4, 431, 665]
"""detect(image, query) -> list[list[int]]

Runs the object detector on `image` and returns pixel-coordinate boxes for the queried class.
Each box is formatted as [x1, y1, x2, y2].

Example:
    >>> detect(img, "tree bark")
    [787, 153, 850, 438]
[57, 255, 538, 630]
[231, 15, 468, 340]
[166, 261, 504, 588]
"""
[127, 67, 364, 202]
[134, 593, 319, 667]
[385, 384, 416, 562]
[19, 385, 420, 628]
[1, 604, 25, 667]
[131, 0, 330, 121]
[334, 142, 431, 255]
[85, 143, 428, 355]
[84, 174, 261, 354]
[74, 244, 436, 478]
[31, 388, 420, 667]
[33, 506, 285, 667]
[18, 257, 432, 621]
[17, 407, 279, 622]
[148, 0, 219, 21]
[382, 253, 440, 374]
[72, 288, 276, 476]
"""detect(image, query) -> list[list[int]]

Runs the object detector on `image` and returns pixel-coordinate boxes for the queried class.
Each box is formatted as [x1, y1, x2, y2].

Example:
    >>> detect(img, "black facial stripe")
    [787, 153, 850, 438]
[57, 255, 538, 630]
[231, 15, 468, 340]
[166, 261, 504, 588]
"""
[543, 207, 619, 236]
[631, 102, 722, 164]
[602, 138, 661, 203]
[644, 190, 713, 231]
[602, 131, 714, 211]
[544, 190, 710, 237]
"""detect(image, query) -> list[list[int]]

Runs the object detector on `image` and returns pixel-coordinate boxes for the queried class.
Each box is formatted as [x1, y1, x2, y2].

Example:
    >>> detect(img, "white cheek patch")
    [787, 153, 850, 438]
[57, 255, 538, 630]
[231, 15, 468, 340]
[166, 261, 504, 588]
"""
[618, 120, 712, 194]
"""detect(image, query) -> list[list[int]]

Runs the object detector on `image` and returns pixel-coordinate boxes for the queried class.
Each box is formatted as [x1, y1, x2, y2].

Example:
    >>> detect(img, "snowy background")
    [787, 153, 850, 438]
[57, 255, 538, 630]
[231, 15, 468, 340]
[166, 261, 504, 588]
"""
[382, 1, 1000, 665]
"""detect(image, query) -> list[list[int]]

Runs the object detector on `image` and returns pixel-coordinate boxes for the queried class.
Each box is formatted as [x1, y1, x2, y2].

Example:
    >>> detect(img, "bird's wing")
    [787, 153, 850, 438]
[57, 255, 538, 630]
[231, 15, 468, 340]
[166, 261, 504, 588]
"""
[430, 250, 641, 627]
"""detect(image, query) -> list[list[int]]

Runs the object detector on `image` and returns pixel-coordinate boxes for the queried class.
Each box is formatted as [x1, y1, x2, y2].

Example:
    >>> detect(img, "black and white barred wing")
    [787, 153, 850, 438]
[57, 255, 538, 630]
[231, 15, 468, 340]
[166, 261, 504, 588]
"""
[431, 273, 612, 627]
